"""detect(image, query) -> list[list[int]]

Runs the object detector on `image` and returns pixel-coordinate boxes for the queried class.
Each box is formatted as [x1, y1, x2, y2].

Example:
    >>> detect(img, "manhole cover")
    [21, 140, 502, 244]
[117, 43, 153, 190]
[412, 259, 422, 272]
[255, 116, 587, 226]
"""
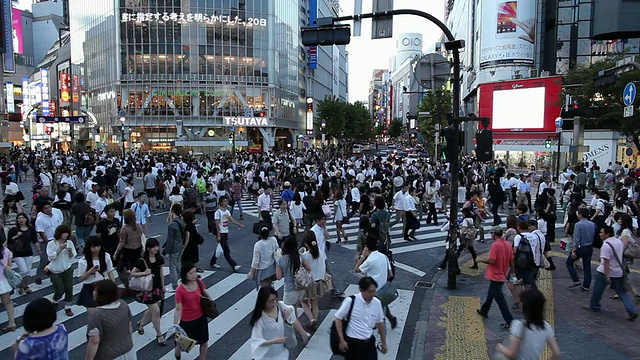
[415, 281, 435, 289]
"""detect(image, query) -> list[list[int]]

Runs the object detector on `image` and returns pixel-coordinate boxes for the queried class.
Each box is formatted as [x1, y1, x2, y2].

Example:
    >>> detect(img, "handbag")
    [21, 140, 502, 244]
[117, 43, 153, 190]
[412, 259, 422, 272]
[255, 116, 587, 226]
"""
[330, 295, 356, 355]
[129, 258, 153, 292]
[321, 273, 333, 294]
[376, 282, 399, 307]
[278, 301, 298, 349]
[294, 265, 314, 289]
[4, 268, 22, 289]
[197, 279, 219, 319]
[322, 202, 332, 218]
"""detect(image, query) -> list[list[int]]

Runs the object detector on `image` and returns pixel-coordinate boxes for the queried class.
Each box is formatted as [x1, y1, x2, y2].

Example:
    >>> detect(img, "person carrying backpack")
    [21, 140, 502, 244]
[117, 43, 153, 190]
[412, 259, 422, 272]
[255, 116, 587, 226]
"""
[370, 195, 391, 253]
[511, 220, 541, 308]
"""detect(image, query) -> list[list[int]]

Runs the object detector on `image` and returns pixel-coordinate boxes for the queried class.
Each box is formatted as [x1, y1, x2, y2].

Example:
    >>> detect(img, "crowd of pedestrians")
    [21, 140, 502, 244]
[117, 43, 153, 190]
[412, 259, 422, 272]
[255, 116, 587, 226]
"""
[0, 145, 637, 359]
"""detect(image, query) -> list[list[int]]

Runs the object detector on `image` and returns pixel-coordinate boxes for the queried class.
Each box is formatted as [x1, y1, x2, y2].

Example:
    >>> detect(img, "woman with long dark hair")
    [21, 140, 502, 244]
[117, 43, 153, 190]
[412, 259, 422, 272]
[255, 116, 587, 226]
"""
[76, 235, 115, 311]
[7, 212, 36, 294]
[174, 263, 209, 360]
[181, 210, 202, 270]
[249, 286, 304, 359]
[114, 208, 144, 274]
[131, 237, 166, 346]
[300, 231, 326, 330]
[276, 236, 311, 339]
[46, 225, 76, 316]
[495, 289, 561, 359]
[0, 195, 20, 239]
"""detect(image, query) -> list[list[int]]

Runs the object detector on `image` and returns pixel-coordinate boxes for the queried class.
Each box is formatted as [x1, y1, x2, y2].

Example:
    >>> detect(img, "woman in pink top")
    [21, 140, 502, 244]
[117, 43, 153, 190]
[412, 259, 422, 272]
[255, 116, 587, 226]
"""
[174, 263, 209, 360]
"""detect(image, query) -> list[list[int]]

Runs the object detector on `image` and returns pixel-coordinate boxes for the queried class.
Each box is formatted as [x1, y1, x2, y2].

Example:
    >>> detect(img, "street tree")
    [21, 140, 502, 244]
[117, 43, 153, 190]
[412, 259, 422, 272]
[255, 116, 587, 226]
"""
[316, 95, 346, 138]
[388, 118, 403, 138]
[416, 89, 452, 154]
[344, 101, 373, 140]
[564, 56, 640, 149]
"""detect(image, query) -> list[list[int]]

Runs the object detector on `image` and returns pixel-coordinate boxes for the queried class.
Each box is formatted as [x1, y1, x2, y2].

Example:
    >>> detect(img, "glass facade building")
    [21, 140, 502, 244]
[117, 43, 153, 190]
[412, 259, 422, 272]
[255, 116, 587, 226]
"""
[70, 0, 302, 151]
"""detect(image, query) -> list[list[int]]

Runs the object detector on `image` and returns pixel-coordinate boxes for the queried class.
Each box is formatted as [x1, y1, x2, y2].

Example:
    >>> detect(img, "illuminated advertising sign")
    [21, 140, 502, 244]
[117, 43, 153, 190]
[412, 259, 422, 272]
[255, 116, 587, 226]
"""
[478, 76, 562, 138]
[306, 98, 314, 132]
[5, 82, 13, 113]
[2, 0, 14, 73]
[224, 116, 270, 127]
[60, 72, 70, 102]
[72, 74, 79, 102]
[480, 0, 536, 67]
[308, 0, 318, 69]
[21, 77, 28, 109]
[121, 12, 267, 27]
[41, 68, 50, 116]
[12, 8, 22, 54]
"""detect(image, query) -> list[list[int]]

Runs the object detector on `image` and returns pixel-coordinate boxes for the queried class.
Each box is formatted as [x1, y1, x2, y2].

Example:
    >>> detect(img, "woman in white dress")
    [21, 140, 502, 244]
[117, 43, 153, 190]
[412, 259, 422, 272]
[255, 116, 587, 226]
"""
[250, 286, 303, 360]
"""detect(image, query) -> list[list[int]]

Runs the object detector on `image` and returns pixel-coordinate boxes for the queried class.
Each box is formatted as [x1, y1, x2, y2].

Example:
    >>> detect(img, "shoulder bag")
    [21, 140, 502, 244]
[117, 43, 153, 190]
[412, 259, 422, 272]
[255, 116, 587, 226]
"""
[4, 267, 22, 289]
[197, 279, 219, 319]
[606, 242, 631, 291]
[278, 301, 298, 349]
[376, 282, 399, 307]
[294, 259, 314, 290]
[129, 258, 153, 292]
[338, 201, 350, 224]
[330, 295, 356, 356]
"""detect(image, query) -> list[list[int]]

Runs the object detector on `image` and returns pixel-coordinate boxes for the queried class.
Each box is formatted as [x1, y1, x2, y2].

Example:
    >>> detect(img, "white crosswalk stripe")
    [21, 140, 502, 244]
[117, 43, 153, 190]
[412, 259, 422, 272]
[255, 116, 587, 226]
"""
[0, 260, 415, 359]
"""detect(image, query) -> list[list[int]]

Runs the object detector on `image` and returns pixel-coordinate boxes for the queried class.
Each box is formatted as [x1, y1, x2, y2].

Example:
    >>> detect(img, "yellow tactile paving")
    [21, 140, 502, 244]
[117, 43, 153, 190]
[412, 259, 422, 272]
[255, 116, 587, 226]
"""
[537, 269, 555, 359]
[436, 296, 490, 360]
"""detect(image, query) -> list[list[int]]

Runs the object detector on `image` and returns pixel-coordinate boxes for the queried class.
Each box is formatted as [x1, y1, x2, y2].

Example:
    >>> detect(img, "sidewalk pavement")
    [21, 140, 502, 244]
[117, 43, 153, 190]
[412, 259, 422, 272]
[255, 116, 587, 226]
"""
[411, 241, 640, 360]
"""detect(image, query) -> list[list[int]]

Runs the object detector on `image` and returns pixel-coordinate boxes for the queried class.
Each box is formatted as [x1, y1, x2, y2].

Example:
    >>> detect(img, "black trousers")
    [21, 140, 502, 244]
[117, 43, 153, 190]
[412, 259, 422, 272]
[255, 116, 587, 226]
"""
[345, 335, 377, 360]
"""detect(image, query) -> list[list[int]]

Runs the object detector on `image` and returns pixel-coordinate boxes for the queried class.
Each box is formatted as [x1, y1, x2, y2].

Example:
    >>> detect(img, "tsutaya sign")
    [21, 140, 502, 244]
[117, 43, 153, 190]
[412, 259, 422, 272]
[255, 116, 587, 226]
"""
[224, 117, 270, 127]
[121, 12, 267, 27]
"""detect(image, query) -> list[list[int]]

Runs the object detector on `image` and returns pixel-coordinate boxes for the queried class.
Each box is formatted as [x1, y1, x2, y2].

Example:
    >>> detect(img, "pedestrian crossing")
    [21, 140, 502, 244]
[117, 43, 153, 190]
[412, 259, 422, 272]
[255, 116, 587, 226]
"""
[0, 256, 415, 360]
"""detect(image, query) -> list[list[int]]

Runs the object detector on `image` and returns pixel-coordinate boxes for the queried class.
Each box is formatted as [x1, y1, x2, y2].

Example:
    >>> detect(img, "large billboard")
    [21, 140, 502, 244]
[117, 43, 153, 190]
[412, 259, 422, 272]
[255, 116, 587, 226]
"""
[11, 8, 21, 54]
[308, 0, 318, 69]
[480, 0, 536, 67]
[478, 76, 562, 137]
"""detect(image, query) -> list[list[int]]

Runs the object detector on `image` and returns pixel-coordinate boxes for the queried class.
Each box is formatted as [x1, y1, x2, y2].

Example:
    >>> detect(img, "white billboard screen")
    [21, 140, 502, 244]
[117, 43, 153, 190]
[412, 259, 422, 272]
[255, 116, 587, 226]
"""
[492, 87, 545, 129]
[480, 0, 537, 66]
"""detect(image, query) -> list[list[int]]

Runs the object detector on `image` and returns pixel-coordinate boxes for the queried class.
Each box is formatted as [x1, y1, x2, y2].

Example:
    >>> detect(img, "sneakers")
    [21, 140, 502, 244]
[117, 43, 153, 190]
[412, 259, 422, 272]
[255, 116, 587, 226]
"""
[212, 264, 222, 269]
[568, 282, 582, 289]
[64, 308, 73, 317]
[580, 286, 590, 293]
[234, 265, 242, 272]
[388, 315, 398, 329]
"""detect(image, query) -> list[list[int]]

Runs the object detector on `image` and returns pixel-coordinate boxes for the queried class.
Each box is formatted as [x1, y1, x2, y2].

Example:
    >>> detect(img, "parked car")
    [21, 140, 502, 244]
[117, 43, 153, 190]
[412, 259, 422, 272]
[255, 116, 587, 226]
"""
[352, 144, 363, 154]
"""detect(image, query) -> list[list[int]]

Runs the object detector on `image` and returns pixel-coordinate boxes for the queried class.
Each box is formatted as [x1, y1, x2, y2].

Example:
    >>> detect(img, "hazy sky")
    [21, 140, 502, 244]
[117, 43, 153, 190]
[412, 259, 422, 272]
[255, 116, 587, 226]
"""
[337, 0, 445, 103]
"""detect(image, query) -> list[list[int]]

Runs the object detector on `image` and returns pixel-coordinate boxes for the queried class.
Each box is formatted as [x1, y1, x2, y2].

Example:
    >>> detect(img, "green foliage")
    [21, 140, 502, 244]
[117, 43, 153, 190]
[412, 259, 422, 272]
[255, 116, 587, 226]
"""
[564, 56, 640, 148]
[316, 96, 374, 140]
[416, 90, 452, 152]
[389, 119, 403, 138]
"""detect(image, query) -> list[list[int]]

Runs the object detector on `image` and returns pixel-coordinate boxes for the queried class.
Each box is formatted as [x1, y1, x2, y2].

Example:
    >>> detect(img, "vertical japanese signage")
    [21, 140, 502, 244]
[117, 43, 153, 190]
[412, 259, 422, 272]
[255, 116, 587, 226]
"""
[41, 68, 50, 116]
[5, 81, 13, 113]
[308, 0, 318, 69]
[21, 77, 28, 109]
[306, 98, 314, 134]
[332, 45, 340, 97]
[11, 8, 21, 54]
[2, 0, 14, 73]
[72, 74, 79, 102]
[60, 72, 70, 102]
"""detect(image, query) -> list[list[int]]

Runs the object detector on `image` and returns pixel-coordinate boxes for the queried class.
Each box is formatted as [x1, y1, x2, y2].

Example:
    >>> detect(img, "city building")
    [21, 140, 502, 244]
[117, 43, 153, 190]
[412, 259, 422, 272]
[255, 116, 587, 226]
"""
[65, 0, 347, 154]
[368, 68, 385, 125]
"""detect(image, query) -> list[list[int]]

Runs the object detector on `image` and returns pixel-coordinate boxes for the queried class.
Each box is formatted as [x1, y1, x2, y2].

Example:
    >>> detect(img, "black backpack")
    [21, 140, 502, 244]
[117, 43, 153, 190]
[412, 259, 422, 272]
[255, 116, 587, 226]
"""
[599, 200, 613, 219]
[514, 234, 536, 270]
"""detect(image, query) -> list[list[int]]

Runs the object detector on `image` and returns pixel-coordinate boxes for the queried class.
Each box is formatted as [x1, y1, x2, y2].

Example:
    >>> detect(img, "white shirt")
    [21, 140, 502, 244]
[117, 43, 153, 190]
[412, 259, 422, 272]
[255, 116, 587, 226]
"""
[514, 232, 545, 267]
[77, 254, 116, 284]
[215, 208, 232, 233]
[351, 187, 361, 203]
[257, 193, 271, 212]
[35, 209, 64, 241]
[301, 250, 326, 281]
[405, 195, 417, 211]
[359, 251, 391, 289]
[46, 240, 77, 274]
[393, 190, 407, 211]
[335, 293, 384, 340]
[311, 224, 327, 256]
[251, 237, 278, 270]
[86, 191, 99, 210]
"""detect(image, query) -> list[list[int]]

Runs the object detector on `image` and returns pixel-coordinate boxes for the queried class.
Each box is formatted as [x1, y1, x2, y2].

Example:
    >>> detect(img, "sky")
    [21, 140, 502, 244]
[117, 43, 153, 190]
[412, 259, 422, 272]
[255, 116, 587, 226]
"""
[337, 0, 446, 103]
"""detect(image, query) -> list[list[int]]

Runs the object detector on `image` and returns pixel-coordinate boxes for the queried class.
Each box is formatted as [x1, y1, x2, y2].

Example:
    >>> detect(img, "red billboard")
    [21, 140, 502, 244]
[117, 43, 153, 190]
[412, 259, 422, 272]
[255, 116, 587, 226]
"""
[478, 76, 562, 137]
[60, 73, 70, 102]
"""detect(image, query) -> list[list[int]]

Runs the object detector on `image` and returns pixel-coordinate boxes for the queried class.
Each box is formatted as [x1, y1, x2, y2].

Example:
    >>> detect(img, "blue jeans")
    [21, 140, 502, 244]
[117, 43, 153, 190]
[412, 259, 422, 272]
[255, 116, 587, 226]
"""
[566, 245, 593, 288]
[230, 199, 243, 217]
[479, 280, 513, 323]
[590, 271, 638, 316]
[74, 225, 93, 249]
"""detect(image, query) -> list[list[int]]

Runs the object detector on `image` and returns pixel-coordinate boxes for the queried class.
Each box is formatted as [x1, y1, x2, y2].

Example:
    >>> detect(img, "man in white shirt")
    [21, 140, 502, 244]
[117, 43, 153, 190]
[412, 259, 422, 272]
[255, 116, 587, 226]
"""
[257, 186, 273, 224]
[334, 277, 388, 358]
[355, 237, 397, 329]
[392, 183, 408, 230]
[350, 182, 361, 216]
[86, 183, 99, 210]
[35, 203, 64, 285]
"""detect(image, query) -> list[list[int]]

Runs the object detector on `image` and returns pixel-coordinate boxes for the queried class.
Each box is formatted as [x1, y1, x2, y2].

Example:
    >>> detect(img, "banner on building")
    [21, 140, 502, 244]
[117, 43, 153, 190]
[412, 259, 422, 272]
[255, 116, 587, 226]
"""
[12, 8, 22, 54]
[308, 0, 318, 69]
[2, 0, 15, 73]
[332, 45, 340, 97]
[41, 68, 50, 116]
[36, 115, 89, 124]
[72, 74, 79, 102]
[60, 73, 70, 102]
[480, 0, 536, 67]
[6, 82, 14, 113]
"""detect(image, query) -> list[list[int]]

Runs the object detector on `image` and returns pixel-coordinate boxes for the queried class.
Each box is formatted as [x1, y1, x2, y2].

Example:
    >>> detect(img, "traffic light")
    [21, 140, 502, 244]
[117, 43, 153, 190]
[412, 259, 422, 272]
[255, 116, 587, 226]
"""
[443, 126, 458, 163]
[301, 25, 351, 46]
[544, 137, 552, 149]
[257, 111, 266, 117]
[475, 129, 493, 162]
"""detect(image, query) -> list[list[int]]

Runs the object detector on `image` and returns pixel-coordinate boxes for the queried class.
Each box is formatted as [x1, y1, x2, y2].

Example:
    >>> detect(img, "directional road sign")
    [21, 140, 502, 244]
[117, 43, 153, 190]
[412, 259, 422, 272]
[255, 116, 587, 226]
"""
[555, 118, 563, 128]
[229, 126, 236, 132]
[624, 82, 636, 106]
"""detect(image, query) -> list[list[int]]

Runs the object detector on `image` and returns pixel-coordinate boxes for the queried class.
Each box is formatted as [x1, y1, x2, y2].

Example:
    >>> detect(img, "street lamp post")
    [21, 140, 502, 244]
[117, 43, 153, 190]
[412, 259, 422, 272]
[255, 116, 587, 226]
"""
[119, 110, 126, 158]
[321, 121, 326, 148]
[555, 117, 563, 180]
